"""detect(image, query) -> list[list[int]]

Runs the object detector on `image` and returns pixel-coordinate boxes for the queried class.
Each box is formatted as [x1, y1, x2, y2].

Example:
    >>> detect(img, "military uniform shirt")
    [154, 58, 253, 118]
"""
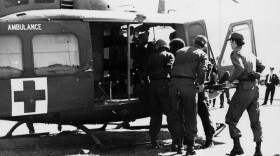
[228, 48, 263, 83]
[146, 49, 174, 80]
[171, 46, 207, 84]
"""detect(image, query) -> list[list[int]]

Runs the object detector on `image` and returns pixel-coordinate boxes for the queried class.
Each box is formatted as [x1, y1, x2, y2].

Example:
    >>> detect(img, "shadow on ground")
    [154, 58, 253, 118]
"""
[0, 128, 226, 156]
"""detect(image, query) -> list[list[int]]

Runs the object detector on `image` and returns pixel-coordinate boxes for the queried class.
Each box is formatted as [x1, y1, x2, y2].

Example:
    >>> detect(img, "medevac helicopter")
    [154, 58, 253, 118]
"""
[0, 0, 257, 148]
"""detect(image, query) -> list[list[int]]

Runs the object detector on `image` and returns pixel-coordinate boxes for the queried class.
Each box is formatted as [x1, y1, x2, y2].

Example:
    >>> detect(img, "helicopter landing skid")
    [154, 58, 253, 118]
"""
[5, 121, 25, 138]
[73, 124, 105, 150]
[3, 121, 49, 139]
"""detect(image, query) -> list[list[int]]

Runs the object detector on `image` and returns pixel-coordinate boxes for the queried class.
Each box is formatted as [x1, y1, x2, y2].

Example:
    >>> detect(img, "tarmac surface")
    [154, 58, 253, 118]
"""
[0, 85, 279, 156]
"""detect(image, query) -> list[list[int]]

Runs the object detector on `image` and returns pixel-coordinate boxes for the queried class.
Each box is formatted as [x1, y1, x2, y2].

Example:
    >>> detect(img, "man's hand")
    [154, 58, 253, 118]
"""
[197, 84, 204, 93]
[225, 81, 233, 88]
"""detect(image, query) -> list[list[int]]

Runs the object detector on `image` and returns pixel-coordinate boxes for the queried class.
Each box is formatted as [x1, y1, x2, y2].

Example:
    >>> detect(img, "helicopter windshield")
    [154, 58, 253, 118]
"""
[33, 34, 80, 76]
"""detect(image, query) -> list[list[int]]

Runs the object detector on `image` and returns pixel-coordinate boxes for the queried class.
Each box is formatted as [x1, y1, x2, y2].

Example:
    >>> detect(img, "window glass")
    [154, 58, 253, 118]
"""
[221, 24, 252, 66]
[0, 36, 23, 78]
[35, 0, 55, 3]
[32, 34, 80, 75]
[4, 0, 29, 8]
[149, 26, 174, 45]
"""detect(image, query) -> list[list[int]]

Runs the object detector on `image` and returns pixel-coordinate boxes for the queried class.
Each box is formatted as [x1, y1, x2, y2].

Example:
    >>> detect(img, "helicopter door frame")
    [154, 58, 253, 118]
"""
[217, 19, 256, 77]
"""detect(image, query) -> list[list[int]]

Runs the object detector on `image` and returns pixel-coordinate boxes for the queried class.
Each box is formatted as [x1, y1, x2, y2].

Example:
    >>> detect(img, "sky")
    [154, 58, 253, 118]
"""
[132, 0, 280, 75]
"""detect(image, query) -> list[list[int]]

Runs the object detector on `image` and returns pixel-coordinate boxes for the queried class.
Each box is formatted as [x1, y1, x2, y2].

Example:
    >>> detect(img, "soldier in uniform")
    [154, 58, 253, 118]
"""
[225, 32, 265, 156]
[195, 36, 216, 149]
[143, 39, 181, 149]
[170, 35, 208, 155]
[169, 38, 185, 55]
[168, 38, 186, 152]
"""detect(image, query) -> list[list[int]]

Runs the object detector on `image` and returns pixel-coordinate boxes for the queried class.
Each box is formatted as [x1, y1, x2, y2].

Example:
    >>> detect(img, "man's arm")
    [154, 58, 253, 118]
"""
[205, 61, 213, 83]
[264, 75, 268, 86]
[273, 74, 279, 85]
[197, 51, 208, 93]
[256, 58, 265, 73]
[141, 55, 151, 83]
[228, 52, 245, 83]
[197, 52, 208, 85]
[164, 52, 175, 75]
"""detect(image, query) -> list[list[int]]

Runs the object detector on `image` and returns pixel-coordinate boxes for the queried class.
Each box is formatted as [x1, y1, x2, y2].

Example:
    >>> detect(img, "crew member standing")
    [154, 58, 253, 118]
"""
[143, 39, 179, 149]
[170, 35, 208, 155]
[262, 67, 279, 105]
[225, 32, 265, 156]
[168, 38, 186, 152]
[195, 36, 216, 149]
[219, 88, 230, 108]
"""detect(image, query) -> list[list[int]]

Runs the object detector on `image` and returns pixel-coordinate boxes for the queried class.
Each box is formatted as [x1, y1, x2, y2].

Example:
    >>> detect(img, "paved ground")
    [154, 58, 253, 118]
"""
[198, 85, 280, 156]
[0, 85, 279, 155]
[197, 85, 280, 156]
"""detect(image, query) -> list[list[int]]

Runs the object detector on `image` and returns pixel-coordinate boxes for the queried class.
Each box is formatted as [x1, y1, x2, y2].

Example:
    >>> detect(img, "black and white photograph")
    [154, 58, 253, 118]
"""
[0, 0, 279, 155]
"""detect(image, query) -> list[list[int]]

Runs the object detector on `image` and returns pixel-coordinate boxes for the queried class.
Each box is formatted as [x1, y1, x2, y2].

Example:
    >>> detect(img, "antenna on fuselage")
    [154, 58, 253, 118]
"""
[232, 0, 239, 3]
[157, 0, 165, 13]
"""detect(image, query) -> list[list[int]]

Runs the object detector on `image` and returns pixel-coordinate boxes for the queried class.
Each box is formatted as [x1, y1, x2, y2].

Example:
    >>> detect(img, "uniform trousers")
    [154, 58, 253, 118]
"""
[225, 82, 263, 142]
[198, 91, 215, 141]
[148, 79, 182, 142]
[264, 83, 275, 104]
[169, 78, 197, 141]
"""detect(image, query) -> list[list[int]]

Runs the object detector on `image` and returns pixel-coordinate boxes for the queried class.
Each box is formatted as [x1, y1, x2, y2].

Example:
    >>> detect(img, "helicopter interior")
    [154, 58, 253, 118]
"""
[91, 23, 175, 102]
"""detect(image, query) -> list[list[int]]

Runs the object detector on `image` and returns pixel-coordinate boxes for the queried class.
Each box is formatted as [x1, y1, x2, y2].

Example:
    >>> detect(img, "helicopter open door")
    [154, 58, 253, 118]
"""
[176, 20, 213, 60]
[217, 20, 256, 77]
[183, 20, 209, 46]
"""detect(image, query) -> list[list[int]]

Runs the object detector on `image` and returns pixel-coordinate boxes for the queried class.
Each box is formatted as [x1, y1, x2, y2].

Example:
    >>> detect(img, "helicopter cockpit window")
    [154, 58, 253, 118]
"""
[0, 35, 23, 78]
[4, 0, 29, 8]
[221, 24, 253, 66]
[32, 34, 80, 76]
[35, 0, 55, 3]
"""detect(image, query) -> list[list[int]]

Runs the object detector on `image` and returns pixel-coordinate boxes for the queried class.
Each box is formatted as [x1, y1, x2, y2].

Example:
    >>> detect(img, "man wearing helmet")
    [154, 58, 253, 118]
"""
[169, 35, 208, 155]
[143, 39, 180, 149]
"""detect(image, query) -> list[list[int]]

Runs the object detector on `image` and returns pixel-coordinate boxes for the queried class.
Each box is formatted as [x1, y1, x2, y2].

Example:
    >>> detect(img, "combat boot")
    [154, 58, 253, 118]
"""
[170, 137, 176, 151]
[227, 98, 231, 104]
[253, 141, 262, 156]
[176, 138, 183, 154]
[229, 137, 244, 156]
[186, 140, 196, 155]
[183, 136, 188, 145]
[220, 102, 224, 108]
[203, 139, 214, 148]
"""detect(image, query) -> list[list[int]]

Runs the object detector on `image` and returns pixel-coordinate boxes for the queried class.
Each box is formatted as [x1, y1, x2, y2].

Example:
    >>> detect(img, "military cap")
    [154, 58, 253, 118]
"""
[227, 32, 245, 45]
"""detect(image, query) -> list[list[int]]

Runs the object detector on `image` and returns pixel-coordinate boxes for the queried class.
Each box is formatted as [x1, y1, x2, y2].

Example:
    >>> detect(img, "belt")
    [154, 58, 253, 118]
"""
[239, 78, 255, 82]
[171, 75, 195, 80]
